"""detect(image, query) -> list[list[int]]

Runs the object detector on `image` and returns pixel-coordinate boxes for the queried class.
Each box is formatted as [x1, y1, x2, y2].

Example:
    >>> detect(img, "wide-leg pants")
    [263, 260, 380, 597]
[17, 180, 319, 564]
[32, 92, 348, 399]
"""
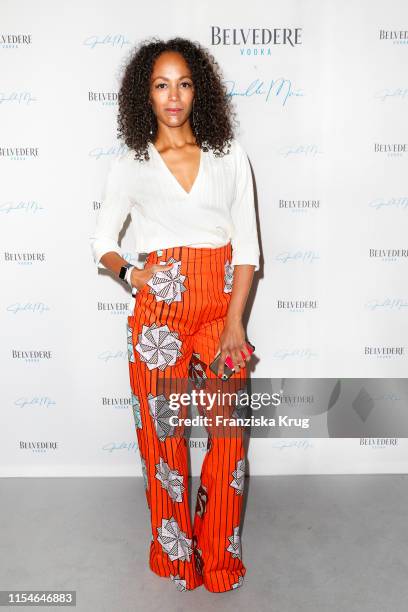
[126, 242, 248, 593]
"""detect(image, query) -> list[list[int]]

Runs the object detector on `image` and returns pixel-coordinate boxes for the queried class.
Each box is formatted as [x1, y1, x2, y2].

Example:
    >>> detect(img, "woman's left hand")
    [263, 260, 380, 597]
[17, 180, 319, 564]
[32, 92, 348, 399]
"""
[216, 318, 252, 378]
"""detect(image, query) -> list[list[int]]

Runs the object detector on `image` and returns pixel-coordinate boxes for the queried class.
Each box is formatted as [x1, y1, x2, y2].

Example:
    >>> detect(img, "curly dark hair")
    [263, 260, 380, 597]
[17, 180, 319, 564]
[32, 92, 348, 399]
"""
[116, 36, 238, 161]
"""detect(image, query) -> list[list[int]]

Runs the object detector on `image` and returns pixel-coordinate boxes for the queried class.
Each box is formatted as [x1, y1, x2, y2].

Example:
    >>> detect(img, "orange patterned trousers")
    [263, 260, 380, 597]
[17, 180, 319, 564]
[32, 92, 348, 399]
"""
[127, 242, 248, 593]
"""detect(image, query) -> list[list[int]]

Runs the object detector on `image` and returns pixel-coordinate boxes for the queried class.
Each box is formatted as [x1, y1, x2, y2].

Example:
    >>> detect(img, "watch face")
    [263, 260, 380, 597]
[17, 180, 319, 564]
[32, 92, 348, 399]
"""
[119, 264, 130, 279]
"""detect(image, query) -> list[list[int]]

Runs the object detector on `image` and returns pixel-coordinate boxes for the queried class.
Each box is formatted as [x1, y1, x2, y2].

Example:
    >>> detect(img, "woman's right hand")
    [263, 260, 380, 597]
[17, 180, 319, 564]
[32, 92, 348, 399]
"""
[130, 262, 174, 291]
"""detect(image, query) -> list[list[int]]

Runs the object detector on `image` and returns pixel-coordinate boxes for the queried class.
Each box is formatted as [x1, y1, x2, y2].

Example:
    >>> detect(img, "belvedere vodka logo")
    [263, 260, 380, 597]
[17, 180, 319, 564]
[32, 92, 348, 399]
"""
[364, 346, 404, 358]
[0, 147, 39, 159]
[279, 199, 321, 211]
[277, 300, 318, 312]
[88, 91, 118, 107]
[373, 143, 408, 157]
[19, 440, 58, 452]
[4, 251, 46, 265]
[211, 26, 302, 50]
[211, 26, 304, 105]
[369, 249, 408, 261]
[101, 396, 132, 409]
[361, 438, 398, 447]
[12, 350, 52, 362]
[97, 301, 130, 316]
[379, 29, 408, 44]
[0, 33, 32, 48]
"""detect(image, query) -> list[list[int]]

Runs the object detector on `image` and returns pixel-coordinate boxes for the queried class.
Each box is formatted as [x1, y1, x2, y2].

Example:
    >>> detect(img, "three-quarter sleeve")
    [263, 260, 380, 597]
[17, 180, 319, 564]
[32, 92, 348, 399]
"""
[89, 155, 132, 269]
[230, 139, 260, 272]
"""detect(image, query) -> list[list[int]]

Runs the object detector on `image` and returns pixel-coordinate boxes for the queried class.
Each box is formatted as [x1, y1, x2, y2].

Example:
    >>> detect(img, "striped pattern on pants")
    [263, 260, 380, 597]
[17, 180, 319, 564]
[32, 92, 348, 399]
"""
[127, 241, 248, 593]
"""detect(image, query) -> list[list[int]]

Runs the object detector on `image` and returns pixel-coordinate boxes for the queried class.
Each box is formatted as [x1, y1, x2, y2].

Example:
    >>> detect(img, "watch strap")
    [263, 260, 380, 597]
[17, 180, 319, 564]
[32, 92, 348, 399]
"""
[124, 265, 135, 286]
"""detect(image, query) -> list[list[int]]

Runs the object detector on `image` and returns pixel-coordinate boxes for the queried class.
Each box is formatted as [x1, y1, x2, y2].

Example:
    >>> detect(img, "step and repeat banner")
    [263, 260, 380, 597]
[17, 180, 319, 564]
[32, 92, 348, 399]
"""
[1, 0, 407, 477]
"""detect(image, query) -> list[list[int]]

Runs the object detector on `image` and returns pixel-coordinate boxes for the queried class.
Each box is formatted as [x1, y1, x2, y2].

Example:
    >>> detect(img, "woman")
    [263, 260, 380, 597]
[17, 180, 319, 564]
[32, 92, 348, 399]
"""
[89, 36, 260, 593]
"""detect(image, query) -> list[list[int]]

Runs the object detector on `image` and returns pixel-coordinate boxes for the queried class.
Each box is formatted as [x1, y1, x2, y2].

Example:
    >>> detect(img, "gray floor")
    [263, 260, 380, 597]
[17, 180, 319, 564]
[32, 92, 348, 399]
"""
[1, 474, 407, 611]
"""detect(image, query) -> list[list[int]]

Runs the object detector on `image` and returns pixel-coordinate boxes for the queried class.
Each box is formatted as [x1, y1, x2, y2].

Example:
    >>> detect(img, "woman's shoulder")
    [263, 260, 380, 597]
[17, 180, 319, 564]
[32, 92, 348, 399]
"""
[103, 149, 139, 186]
[106, 149, 132, 170]
[113, 148, 147, 174]
[116, 146, 150, 164]
[230, 136, 249, 157]
[221, 137, 249, 166]
[207, 137, 246, 162]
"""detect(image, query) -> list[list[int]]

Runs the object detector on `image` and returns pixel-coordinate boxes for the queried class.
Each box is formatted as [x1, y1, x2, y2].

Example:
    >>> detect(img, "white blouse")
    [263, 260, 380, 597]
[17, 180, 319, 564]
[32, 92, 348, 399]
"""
[89, 137, 260, 271]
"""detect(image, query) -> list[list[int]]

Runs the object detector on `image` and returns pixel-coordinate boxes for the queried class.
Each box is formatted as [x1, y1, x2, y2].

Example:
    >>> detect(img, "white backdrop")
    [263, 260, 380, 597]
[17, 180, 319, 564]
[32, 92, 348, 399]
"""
[1, 0, 408, 477]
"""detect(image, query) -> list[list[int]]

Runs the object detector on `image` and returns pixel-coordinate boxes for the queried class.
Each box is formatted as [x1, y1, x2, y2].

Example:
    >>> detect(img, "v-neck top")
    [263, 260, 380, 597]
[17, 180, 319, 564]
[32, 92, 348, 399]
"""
[149, 141, 203, 197]
[89, 138, 260, 271]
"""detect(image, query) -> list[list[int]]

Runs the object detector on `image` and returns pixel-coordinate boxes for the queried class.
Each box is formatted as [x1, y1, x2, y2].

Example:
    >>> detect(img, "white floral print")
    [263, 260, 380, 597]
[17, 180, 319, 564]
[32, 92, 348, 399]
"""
[155, 457, 185, 503]
[145, 257, 187, 304]
[135, 322, 182, 370]
[232, 576, 244, 589]
[226, 526, 242, 559]
[141, 456, 148, 491]
[188, 352, 208, 389]
[223, 260, 234, 293]
[148, 392, 179, 441]
[127, 323, 135, 363]
[157, 516, 193, 562]
[170, 574, 187, 591]
[131, 392, 142, 429]
[230, 458, 245, 495]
